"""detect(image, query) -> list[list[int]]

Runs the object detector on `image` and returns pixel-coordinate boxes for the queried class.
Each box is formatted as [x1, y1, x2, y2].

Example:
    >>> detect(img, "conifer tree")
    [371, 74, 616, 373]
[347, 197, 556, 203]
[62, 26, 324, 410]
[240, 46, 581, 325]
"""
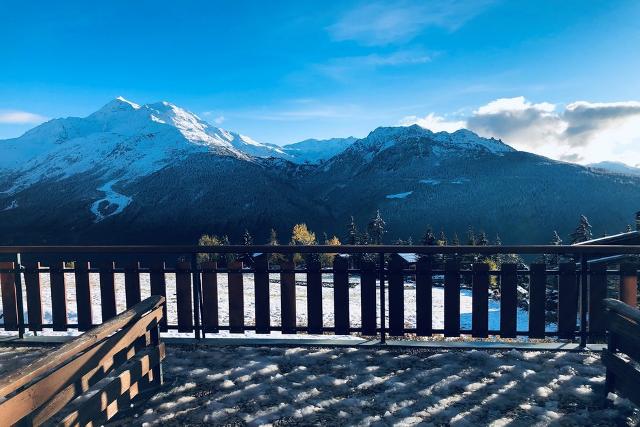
[421, 227, 436, 245]
[347, 216, 358, 245]
[570, 215, 593, 243]
[243, 229, 253, 246]
[368, 210, 386, 245]
[268, 228, 285, 265]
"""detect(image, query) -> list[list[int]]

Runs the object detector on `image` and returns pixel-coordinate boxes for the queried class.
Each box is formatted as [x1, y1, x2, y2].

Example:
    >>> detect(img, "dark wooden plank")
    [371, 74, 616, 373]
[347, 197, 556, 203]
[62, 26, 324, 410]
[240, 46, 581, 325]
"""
[149, 260, 167, 332]
[416, 257, 432, 336]
[50, 261, 67, 331]
[56, 345, 164, 427]
[201, 261, 219, 333]
[74, 261, 92, 331]
[307, 260, 323, 334]
[253, 255, 270, 334]
[0, 261, 18, 331]
[280, 260, 295, 334]
[388, 255, 405, 336]
[444, 260, 460, 337]
[605, 311, 640, 362]
[588, 263, 607, 340]
[604, 298, 640, 323]
[228, 260, 244, 333]
[558, 262, 578, 339]
[471, 263, 489, 338]
[360, 260, 377, 336]
[0, 304, 164, 426]
[602, 350, 640, 407]
[175, 261, 193, 333]
[98, 260, 117, 322]
[500, 263, 518, 338]
[23, 261, 43, 332]
[528, 263, 546, 339]
[333, 256, 350, 335]
[0, 296, 164, 398]
[124, 261, 141, 309]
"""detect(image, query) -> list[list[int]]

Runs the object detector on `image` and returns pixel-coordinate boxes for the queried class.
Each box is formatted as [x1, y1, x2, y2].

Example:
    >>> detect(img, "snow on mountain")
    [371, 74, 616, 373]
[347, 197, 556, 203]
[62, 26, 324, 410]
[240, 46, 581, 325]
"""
[587, 161, 640, 176]
[0, 97, 289, 194]
[281, 137, 357, 163]
[353, 125, 514, 157]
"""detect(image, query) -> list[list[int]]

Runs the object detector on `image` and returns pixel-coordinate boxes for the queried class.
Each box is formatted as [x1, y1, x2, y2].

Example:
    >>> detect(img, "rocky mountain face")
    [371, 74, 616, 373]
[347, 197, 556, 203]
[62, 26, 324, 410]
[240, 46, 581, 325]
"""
[1, 98, 639, 245]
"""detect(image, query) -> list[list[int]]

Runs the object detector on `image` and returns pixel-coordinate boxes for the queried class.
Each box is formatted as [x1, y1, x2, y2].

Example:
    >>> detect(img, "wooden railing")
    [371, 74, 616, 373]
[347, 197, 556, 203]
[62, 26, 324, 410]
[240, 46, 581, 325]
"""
[0, 245, 638, 345]
[0, 295, 164, 426]
[603, 298, 640, 406]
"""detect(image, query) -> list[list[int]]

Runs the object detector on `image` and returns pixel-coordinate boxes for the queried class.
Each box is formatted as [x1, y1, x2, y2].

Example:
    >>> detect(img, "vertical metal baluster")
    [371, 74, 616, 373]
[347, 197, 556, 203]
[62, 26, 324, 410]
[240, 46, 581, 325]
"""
[379, 252, 386, 344]
[14, 252, 25, 339]
[580, 254, 588, 347]
[191, 253, 202, 340]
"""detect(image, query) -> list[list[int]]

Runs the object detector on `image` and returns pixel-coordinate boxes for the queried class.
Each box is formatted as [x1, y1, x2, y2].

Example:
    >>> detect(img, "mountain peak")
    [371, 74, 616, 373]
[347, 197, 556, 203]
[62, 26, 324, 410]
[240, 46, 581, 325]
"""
[97, 96, 141, 113]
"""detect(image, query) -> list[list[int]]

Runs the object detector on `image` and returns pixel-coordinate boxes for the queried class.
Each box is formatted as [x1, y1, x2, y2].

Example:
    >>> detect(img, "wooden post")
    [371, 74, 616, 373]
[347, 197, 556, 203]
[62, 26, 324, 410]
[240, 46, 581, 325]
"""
[228, 260, 244, 333]
[620, 263, 638, 308]
[388, 254, 406, 337]
[253, 254, 270, 334]
[307, 260, 323, 334]
[0, 261, 18, 331]
[333, 255, 350, 335]
[201, 261, 219, 333]
[280, 259, 296, 334]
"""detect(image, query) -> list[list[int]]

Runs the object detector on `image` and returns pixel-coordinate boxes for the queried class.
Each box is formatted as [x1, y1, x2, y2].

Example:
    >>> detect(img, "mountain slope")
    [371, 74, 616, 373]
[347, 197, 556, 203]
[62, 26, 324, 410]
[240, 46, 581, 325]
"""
[1, 99, 639, 245]
[281, 137, 357, 163]
[587, 161, 640, 177]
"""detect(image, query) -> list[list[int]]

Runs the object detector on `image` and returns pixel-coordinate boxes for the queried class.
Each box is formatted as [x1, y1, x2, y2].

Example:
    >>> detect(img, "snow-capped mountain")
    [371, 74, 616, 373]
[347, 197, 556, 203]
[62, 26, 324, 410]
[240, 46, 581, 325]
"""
[1, 98, 639, 245]
[281, 137, 357, 163]
[0, 97, 289, 193]
[587, 161, 640, 177]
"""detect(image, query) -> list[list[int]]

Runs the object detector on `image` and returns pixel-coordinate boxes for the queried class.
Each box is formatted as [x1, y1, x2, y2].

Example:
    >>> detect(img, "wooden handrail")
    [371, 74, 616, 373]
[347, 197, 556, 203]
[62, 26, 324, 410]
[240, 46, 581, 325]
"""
[0, 244, 639, 254]
[603, 298, 640, 323]
[0, 295, 164, 398]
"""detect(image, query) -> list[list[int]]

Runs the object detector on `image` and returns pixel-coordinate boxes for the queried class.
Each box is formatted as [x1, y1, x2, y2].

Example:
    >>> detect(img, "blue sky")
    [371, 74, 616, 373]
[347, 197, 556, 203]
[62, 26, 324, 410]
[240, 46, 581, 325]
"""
[1, 0, 640, 164]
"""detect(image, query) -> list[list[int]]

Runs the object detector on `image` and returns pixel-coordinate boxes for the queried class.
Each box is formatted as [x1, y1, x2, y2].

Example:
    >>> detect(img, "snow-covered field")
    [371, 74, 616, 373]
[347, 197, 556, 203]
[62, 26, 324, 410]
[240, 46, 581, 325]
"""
[0, 272, 543, 338]
[111, 345, 638, 426]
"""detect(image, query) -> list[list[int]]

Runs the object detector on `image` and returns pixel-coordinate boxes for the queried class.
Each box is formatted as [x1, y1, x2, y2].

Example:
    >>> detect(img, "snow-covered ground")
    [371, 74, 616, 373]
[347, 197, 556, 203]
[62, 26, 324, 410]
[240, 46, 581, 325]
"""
[113, 345, 638, 426]
[0, 272, 545, 338]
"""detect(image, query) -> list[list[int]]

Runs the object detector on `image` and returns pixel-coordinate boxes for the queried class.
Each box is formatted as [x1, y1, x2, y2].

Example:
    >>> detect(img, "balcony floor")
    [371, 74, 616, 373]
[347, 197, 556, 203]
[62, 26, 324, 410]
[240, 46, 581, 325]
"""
[113, 345, 638, 426]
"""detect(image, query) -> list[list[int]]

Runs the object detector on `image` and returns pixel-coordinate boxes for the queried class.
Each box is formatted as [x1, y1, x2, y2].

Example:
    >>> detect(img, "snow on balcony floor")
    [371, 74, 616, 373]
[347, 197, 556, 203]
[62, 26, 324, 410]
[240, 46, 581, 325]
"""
[118, 345, 639, 426]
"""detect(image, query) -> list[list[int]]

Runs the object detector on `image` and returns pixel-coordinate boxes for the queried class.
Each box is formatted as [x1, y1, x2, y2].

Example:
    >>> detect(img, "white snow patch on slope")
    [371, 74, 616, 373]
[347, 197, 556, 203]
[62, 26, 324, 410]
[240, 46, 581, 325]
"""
[420, 179, 441, 185]
[386, 191, 413, 199]
[1, 200, 18, 211]
[90, 180, 132, 222]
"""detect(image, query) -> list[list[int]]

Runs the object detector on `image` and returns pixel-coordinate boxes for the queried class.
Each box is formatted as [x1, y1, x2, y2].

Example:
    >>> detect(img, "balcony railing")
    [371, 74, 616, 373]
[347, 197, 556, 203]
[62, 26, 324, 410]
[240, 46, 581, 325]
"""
[0, 245, 638, 346]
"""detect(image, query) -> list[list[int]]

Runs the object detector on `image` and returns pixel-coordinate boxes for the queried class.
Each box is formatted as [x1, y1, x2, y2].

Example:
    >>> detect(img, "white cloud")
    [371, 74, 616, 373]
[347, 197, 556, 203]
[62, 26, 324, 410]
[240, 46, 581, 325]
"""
[317, 50, 431, 80]
[0, 110, 47, 124]
[400, 113, 465, 132]
[328, 0, 494, 46]
[213, 115, 225, 125]
[404, 96, 640, 165]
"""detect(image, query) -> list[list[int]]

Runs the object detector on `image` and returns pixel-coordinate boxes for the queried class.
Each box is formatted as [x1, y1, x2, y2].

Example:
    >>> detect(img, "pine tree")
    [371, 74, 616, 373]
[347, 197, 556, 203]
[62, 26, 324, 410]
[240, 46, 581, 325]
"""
[570, 215, 593, 243]
[243, 229, 253, 246]
[347, 216, 358, 245]
[268, 228, 285, 265]
[421, 227, 436, 245]
[368, 210, 386, 244]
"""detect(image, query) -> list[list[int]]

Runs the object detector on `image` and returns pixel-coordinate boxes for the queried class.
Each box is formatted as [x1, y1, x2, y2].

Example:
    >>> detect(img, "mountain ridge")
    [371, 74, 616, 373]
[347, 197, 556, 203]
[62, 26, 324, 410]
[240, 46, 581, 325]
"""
[1, 98, 639, 245]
